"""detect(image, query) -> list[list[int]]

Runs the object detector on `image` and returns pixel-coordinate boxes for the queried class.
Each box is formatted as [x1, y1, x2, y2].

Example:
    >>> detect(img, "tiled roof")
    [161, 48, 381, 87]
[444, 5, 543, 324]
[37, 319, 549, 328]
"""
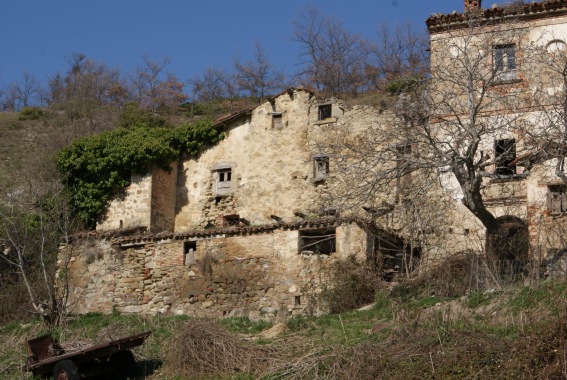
[427, 1, 567, 32]
[67, 216, 401, 246]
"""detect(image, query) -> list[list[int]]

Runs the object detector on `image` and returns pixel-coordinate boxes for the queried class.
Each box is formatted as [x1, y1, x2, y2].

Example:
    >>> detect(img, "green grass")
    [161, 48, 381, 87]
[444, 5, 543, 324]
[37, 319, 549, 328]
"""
[3, 281, 567, 379]
[219, 317, 272, 334]
[465, 291, 493, 308]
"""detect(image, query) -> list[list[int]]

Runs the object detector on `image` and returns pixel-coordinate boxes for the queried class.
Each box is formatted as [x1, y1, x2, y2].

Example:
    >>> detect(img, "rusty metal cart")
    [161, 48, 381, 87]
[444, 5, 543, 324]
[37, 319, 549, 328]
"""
[24, 330, 151, 379]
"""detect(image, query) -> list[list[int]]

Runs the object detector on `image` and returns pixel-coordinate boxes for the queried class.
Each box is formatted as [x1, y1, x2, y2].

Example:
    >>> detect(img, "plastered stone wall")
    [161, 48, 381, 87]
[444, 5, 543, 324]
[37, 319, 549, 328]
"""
[65, 223, 370, 319]
[97, 174, 152, 231]
[175, 90, 332, 230]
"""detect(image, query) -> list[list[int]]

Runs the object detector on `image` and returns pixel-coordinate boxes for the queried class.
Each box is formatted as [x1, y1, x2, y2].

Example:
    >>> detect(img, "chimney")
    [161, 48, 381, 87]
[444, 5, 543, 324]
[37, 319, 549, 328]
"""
[464, 0, 482, 12]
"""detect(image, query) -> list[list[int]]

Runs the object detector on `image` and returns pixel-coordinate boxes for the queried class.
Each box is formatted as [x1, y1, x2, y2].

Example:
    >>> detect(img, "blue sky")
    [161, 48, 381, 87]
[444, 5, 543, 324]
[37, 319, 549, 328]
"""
[0, 1, 490, 90]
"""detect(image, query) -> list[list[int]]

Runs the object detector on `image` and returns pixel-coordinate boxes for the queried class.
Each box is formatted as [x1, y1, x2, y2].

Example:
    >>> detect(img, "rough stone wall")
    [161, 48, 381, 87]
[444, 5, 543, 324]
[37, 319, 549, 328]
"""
[525, 163, 567, 266]
[65, 223, 370, 319]
[174, 90, 338, 230]
[97, 174, 153, 231]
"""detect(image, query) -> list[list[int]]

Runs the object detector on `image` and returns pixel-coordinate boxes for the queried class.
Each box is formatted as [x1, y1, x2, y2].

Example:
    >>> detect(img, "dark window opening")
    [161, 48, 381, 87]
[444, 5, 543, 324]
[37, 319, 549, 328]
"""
[272, 113, 283, 128]
[216, 168, 232, 195]
[294, 296, 301, 306]
[299, 228, 336, 255]
[223, 214, 241, 227]
[549, 185, 567, 215]
[494, 139, 516, 175]
[494, 44, 516, 80]
[318, 104, 332, 120]
[183, 241, 197, 265]
[314, 155, 329, 179]
[395, 144, 412, 160]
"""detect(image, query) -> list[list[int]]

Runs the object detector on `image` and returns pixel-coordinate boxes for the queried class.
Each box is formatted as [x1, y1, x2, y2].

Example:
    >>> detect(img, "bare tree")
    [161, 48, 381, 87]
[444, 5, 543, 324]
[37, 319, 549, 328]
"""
[318, 13, 538, 261]
[234, 42, 287, 102]
[367, 22, 430, 93]
[0, 182, 76, 328]
[153, 73, 188, 114]
[190, 67, 226, 103]
[4, 71, 40, 110]
[132, 55, 187, 114]
[292, 6, 368, 97]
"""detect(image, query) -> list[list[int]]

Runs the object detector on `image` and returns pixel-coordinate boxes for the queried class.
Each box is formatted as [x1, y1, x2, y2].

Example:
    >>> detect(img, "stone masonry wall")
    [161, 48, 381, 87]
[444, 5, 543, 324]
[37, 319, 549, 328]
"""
[65, 223, 370, 320]
[97, 174, 153, 231]
[174, 89, 334, 230]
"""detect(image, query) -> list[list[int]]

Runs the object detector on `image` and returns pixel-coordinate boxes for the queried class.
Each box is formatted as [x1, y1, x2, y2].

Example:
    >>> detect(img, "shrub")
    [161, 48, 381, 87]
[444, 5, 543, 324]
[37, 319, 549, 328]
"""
[384, 76, 420, 95]
[320, 255, 382, 314]
[18, 107, 45, 120]
[56, 118, 224, 227]
[391, 250, 500, 300]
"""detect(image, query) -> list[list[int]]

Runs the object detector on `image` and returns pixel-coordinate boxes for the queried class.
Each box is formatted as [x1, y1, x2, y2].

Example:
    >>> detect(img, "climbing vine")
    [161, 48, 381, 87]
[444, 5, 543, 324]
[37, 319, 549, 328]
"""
[56, 119, 224, 227]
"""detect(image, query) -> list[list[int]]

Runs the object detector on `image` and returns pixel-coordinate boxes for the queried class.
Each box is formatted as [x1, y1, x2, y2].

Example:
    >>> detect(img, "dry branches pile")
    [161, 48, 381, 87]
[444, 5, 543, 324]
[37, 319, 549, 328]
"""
[164, 319, 279, 378]
[391, 250, 503, 299]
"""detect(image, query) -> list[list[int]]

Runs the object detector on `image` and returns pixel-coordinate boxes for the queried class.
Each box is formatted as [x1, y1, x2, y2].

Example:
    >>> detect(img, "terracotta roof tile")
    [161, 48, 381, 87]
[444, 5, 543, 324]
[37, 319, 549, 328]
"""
[427, 1, 567, 32]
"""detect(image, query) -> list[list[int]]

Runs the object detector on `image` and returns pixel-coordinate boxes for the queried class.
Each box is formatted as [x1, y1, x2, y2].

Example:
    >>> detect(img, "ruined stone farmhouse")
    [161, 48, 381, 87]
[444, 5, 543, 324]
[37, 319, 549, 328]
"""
[62, 0, 567, 319]
[63, 88, 409, 318]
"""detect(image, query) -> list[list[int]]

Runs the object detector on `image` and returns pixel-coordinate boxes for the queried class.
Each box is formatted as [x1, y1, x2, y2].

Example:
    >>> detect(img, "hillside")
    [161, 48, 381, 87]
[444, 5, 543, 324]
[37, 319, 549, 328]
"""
[1, 274, 567, 380]
[0, 112, 48, 192]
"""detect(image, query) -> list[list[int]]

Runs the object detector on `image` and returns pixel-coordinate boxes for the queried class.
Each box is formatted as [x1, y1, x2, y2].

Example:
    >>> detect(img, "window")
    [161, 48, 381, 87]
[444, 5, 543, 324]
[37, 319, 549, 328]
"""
[216, 169, 232, 195]
[299, 228, 336, 255]
[222, 214, 241, 227]
[183, 241, 197, 265]
[549, 185, 567, 215]
[313, 155, 329, 179]
[318, 104, 332, 120]
[494, 139, 516, 175]
[272, 113, 283, 128]
[494, 44, 516, 80]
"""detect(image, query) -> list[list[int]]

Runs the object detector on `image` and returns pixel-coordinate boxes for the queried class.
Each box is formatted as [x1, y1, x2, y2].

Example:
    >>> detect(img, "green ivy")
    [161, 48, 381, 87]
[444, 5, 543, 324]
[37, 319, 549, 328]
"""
[56, 119, 224, 227]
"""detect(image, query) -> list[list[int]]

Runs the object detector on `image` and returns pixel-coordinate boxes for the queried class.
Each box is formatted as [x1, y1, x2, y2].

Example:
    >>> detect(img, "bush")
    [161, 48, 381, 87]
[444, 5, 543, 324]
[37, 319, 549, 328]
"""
[56, 119, 224, 227]
[18, 107, 45, 120]
[384, 76, 420, 95]
[320, 255, 382, 314]
[391, 250, 505, 300]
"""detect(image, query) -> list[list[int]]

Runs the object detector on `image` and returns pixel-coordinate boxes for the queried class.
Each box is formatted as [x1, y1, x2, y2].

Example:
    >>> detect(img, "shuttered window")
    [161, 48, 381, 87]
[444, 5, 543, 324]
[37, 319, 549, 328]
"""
[217, 169, 232, 195]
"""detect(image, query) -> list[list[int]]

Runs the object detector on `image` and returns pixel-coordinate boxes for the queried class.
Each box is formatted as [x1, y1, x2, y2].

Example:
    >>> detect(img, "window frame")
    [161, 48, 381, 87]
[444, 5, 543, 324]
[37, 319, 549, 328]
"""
[494, 44, 517, 81]
[272, 112, 283, 129]
[222, 214, 241, 227]
[494, 138, 517, 176]
[183, 241, 197, 265]
[549, 185, 567, 215]
[317, 104, 332, 121]
[216, 168, 232, 196]
[298, 228, 336, 255]
[313, 154, 330, 180]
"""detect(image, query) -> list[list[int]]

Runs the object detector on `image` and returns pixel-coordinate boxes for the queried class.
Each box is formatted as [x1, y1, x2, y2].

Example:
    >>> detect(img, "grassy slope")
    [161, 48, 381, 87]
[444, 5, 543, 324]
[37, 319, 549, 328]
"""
[2, 281, 567, 379]
[0, 113, 46, 191]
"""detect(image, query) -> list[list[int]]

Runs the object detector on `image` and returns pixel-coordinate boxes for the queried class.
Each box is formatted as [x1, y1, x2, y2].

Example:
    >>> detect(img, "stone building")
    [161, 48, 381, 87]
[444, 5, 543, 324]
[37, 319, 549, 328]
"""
[61, 0, 567, 319]
[62, 88, 409, 318]
[426, 0, 567, 275]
